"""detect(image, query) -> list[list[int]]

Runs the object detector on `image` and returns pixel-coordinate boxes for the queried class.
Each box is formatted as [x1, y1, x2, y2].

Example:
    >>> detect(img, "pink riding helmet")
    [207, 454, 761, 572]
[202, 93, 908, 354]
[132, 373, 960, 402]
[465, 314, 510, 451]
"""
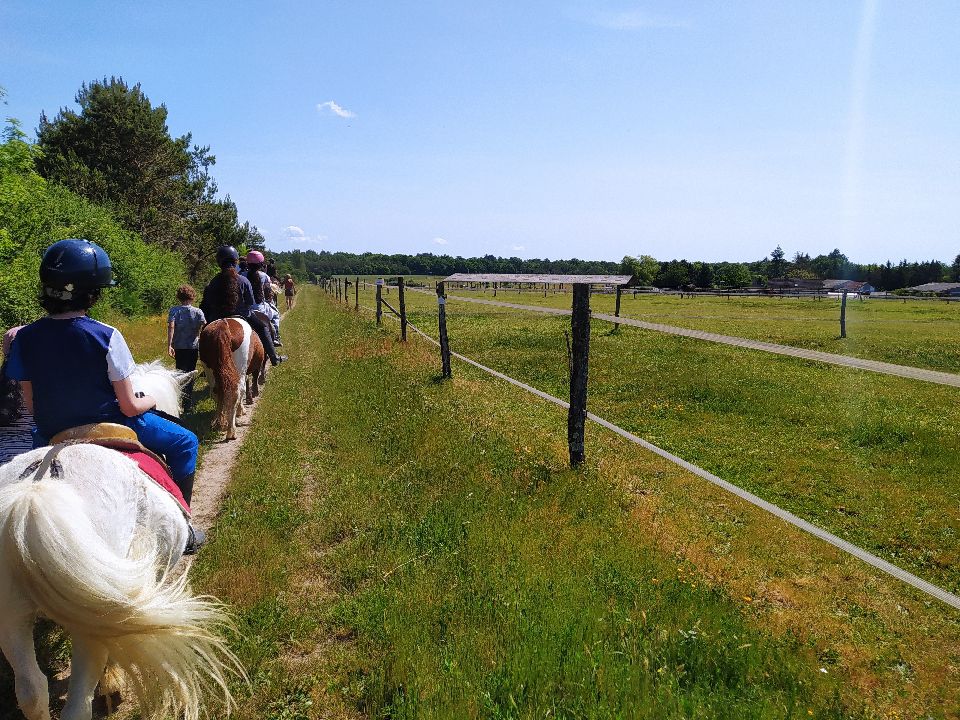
[246, 250, 265, 264]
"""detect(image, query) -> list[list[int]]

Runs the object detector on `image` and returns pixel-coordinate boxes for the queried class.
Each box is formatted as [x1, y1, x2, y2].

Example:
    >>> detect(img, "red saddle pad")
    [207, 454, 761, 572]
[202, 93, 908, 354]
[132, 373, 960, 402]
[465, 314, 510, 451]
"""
[121, 450, 190, 515]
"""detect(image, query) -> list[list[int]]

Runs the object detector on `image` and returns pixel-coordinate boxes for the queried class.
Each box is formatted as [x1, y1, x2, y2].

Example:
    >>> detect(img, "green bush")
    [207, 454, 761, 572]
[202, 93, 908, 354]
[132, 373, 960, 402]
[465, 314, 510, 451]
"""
[0, 135, 187, 328]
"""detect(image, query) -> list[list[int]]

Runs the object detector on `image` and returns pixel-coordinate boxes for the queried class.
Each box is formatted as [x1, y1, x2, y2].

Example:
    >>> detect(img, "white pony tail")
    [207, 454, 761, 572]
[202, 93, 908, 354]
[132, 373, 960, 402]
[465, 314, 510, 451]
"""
[0, 479, 245, 719]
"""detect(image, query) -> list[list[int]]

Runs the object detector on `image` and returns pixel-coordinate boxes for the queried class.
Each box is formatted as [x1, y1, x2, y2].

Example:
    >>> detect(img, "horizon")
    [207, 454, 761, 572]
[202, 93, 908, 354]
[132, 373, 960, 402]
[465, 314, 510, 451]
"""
[267, 246, 955, 268]
[2, 1, 958, 264]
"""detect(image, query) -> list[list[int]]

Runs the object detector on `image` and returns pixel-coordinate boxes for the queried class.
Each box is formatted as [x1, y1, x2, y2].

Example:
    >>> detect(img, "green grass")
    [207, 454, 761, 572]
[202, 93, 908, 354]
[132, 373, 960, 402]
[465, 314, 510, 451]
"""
[195, 288, 872, 718]
[349, 284, 960, 594]
[428, 286, 960, 373]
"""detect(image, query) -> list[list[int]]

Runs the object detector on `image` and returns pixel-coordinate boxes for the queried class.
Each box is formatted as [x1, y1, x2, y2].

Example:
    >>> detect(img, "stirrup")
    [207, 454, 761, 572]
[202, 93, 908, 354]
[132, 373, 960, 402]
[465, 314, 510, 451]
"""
[183, 525, 207, 555]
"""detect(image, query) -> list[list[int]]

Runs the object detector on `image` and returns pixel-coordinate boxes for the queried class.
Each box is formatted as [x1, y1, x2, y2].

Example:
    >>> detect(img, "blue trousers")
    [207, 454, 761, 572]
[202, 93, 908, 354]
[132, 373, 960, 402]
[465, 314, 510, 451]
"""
[33, 412, 198, 482]
[121, 412, 198, 481]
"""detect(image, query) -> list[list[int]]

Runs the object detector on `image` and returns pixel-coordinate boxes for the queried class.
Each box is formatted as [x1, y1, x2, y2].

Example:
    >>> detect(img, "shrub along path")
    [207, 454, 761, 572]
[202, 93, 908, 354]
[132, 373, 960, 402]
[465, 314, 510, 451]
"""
[193, 286, 960, 719]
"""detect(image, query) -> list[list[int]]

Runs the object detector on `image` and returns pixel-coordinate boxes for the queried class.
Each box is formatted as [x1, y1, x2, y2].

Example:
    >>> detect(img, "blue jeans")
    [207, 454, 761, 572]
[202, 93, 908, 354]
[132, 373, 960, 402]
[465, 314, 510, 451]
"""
[121, 412, 198, 482]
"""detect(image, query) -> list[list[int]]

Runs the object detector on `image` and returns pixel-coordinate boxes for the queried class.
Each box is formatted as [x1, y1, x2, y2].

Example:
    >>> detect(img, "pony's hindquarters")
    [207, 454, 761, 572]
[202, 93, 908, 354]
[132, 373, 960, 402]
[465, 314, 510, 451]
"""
[0, 463, 243, 720]
[199, 318, 251, 440]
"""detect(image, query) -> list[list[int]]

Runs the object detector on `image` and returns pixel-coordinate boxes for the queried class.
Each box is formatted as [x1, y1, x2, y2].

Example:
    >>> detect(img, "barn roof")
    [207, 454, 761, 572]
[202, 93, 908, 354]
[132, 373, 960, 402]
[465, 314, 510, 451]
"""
[908, 282, 960, 293]
[443, 273, 633, 285]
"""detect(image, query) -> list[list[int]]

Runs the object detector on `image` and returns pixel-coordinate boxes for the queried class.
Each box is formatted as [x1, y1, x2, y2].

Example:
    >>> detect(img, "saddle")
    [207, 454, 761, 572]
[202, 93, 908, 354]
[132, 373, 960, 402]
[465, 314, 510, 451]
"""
[47, 423, 190, 514]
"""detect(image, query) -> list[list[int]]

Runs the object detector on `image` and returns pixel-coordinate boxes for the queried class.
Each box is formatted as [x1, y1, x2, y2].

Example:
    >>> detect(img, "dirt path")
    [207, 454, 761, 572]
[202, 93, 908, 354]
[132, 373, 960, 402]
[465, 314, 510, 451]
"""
[189, 390, 264, 532]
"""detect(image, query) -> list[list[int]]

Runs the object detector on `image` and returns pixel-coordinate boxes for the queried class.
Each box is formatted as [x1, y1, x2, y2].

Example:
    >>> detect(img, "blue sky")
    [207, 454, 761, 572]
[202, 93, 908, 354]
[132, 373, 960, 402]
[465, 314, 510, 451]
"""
[2, 1, 958, 263]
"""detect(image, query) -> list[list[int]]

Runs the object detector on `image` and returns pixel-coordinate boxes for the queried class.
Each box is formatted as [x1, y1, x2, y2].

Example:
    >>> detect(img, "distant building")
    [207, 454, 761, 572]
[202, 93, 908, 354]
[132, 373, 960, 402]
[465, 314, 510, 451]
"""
[767, 278, 826, 291]
[822, 279, 869, 293]
[907, 282, 960, 296]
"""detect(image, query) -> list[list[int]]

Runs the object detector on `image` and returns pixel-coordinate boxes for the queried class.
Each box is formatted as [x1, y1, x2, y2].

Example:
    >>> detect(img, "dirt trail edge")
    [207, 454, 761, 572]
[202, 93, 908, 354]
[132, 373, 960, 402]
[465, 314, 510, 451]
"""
[192, 309, 290, 533]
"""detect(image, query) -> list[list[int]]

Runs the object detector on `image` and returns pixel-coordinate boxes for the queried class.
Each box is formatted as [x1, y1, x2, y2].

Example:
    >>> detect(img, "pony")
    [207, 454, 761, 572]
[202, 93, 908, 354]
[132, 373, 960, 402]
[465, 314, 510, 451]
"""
[0, 362, 242, 720]
[244, 329, 266, 406]
[199, 318, 267, 441]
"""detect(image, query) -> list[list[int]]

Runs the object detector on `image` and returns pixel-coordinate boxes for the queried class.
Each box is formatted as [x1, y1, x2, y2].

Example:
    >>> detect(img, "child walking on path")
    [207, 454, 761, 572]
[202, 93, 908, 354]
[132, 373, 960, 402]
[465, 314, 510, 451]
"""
[168, 284, 206, 412]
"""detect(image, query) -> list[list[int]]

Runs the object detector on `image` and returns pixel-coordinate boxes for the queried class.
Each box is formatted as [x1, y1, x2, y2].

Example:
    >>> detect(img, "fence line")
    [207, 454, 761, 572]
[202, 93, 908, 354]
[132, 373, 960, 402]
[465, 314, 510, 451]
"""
[404, 288, 960, 388]
[359, 299, 960, 611]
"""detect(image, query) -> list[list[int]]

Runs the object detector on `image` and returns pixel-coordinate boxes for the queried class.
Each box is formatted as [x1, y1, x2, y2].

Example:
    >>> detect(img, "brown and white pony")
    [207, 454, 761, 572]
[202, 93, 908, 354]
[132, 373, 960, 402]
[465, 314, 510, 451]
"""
[199, 318, 249, 441]
[244, 329, 267, 406]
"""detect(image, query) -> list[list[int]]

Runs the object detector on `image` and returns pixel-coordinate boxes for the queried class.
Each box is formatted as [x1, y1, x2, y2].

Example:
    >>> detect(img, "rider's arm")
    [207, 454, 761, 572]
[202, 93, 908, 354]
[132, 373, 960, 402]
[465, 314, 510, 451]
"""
[113, 376, 156, 416]
[19, 380, 33, 415]
[106, 330, 154, 416]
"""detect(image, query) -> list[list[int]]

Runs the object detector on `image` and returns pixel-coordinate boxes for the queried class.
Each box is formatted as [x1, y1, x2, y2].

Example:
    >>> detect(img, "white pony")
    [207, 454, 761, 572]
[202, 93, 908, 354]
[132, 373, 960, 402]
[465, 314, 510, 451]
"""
[0, 362, 242, 720]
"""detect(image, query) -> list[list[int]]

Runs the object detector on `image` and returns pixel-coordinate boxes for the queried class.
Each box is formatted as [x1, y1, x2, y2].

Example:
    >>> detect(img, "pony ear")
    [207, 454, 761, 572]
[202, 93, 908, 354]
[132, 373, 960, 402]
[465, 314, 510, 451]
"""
[180, 369, 201, 386]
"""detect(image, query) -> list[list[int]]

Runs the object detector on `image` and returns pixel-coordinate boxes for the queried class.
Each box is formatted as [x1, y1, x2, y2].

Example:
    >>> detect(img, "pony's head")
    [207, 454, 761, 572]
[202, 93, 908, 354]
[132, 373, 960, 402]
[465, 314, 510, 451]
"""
[129, 361, 196, 417]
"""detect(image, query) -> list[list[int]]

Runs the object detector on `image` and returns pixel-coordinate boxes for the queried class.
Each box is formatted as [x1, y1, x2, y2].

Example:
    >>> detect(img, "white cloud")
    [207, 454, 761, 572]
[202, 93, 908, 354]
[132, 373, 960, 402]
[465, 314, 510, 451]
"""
[512, 245, 526, 252]
[591, 9, 690, 30]
[433, 237, 448, 245]
[273, 225, 326, 249]
[317, 100, 356, 118]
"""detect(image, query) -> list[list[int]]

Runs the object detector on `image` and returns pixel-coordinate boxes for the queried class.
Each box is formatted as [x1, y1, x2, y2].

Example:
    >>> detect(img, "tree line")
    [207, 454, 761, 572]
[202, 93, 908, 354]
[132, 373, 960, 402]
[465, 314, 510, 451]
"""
[273, 246, 959, 291]
[0, 79, 262, 328]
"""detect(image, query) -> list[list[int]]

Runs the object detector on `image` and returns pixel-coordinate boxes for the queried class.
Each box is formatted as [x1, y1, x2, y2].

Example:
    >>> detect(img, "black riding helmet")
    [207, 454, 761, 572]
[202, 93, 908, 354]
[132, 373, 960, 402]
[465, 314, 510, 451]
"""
[40, 239, 116, 299]
[216, 245, 240, 268]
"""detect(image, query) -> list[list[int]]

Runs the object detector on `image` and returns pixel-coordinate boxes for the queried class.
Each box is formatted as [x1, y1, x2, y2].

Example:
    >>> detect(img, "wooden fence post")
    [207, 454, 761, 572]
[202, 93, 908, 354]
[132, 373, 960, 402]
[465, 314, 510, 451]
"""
[355, 276, 359, 310]
[437, 281, 452, 378]
[614, 285, 622, 331]
[376, 278, 384, 325]
[568, 283, 590, 467]
[840, 290, 848, 338]
[398, 277, 407, 341]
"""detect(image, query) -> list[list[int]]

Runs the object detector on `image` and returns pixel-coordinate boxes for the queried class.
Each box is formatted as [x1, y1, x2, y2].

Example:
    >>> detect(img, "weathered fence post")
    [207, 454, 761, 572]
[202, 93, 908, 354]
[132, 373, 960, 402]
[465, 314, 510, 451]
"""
[840, 290, 848, 338]
[437, 281, 452, 378]
[568, 283, 590, 467]
[614, 285, 622, 331]
[355, 276, 359, 310]
[398, 277, 407, 341]
[376, 278, 384, 325]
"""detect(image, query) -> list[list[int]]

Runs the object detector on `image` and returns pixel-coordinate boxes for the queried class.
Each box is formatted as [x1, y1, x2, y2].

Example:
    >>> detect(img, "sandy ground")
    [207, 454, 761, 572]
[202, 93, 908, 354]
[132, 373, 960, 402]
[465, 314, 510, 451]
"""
[189, 385, 266, 533]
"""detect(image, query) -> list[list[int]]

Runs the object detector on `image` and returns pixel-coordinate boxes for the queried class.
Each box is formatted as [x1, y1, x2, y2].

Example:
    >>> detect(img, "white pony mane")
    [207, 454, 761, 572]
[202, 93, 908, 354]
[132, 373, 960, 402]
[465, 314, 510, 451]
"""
[129, 360, 191, 417]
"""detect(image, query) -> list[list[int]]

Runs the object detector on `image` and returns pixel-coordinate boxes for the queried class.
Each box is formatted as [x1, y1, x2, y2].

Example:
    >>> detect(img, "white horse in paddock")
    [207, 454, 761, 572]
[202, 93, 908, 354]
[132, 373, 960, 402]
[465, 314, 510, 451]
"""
[0, 362, 242, 720]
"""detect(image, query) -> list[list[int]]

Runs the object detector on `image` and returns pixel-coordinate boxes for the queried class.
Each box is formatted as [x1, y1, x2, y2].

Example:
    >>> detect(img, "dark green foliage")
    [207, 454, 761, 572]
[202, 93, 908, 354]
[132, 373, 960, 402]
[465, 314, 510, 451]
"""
[279, 247, 952, 291]
[0, 128, 187, 327]
[272, 249, 625, 282]
[34, 77, 261, 279]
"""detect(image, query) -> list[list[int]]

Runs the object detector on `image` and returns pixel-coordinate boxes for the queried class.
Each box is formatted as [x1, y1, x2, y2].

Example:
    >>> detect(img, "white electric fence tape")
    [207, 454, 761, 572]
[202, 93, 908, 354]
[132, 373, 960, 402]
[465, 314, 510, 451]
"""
[358, 297, 960, 610]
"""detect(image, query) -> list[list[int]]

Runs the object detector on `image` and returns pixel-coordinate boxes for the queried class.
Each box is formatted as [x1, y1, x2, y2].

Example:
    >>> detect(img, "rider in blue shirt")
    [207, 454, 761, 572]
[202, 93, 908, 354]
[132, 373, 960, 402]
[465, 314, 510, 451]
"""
[6, 239, 205, 553]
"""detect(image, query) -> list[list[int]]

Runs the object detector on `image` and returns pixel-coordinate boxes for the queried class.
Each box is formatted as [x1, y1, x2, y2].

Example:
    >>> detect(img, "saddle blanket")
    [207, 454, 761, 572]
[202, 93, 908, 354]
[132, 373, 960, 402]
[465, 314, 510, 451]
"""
[120, 449, 190, 515]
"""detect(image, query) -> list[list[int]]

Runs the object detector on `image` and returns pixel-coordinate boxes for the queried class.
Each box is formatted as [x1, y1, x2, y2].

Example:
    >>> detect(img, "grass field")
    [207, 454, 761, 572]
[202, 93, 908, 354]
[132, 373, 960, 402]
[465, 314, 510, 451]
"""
[189, 287, 957, 718]
[332, 277, 960, 372]
[3, 287, 959, 718]
[352, 283, 960, 593]
[192, 287, 872, 718]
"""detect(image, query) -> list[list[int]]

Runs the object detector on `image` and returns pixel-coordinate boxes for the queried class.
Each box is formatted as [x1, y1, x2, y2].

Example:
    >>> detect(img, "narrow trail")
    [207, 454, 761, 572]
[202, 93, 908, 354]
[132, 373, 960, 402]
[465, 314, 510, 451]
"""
[191, 306, 291, 533]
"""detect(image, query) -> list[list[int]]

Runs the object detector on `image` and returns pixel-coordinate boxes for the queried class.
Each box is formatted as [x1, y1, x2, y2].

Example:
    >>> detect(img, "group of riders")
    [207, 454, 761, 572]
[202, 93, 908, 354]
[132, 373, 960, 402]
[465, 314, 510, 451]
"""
[0, 238, 297, 554]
